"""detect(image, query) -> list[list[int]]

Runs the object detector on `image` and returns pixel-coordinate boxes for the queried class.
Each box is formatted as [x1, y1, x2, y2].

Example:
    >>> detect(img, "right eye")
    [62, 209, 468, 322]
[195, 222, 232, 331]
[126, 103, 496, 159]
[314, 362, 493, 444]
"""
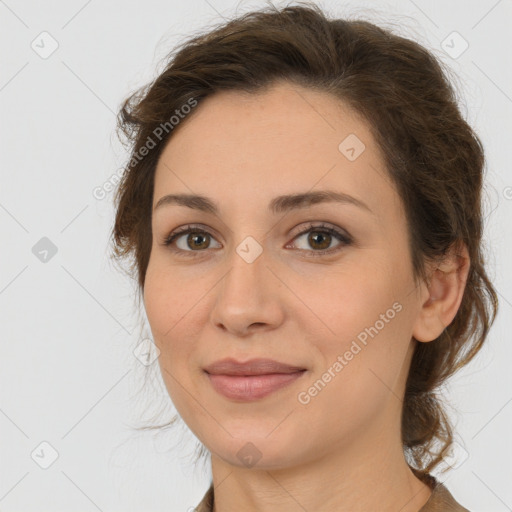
[162, 225, 222, 255]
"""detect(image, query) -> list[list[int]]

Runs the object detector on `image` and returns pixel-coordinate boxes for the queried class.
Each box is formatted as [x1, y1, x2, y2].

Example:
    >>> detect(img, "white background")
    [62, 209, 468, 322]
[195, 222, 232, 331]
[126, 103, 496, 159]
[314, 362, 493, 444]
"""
[1, 0, 511, 510]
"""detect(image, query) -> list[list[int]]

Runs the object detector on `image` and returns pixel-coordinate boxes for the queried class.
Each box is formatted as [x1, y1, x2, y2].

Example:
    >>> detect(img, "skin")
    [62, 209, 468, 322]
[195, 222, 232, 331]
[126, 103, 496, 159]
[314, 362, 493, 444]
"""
[143, 81, 470, 512]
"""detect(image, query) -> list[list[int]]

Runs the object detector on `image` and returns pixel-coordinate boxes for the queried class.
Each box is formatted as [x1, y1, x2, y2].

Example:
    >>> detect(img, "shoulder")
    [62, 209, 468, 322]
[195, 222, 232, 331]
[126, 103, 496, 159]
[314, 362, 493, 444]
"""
[419, 476, 470, 512]
[193, 478, 471, 512]
[194, 484, 214, 512]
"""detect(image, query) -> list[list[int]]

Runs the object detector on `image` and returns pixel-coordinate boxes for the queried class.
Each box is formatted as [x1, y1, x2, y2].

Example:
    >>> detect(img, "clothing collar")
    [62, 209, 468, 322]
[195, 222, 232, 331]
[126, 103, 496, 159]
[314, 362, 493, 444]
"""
[194, 475, 469, 512]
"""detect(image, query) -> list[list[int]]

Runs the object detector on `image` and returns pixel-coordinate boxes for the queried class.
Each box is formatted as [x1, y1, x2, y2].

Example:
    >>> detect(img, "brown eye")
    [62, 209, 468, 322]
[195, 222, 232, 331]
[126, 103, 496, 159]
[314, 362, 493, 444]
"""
[163, 226, 221, 254]
[307, 231, 332, 250]
[163, 222, 352, 258]
[185, 232, 211, 250]
[290, 223, 352, 257]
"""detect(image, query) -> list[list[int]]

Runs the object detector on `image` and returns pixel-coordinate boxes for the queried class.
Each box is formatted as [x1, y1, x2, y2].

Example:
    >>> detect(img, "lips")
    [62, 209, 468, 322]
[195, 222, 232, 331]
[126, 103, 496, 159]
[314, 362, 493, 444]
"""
[203, 358, 307, 401]
[203, 357, 306, 376]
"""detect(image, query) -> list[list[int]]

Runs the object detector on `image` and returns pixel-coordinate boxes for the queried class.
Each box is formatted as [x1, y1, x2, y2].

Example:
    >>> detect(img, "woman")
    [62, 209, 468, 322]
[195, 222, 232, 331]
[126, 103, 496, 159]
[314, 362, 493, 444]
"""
[111, 3, 498, 511]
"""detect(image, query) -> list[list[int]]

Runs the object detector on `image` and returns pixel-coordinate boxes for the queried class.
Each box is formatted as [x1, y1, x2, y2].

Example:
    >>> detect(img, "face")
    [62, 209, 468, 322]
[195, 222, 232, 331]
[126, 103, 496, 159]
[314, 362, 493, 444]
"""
[144, 81, 428, 470]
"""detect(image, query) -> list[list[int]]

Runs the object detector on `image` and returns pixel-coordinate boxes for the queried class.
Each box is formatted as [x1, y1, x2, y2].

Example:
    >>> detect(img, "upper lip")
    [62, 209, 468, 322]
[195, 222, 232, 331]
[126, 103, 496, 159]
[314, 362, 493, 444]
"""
[204, 358, 306, 376]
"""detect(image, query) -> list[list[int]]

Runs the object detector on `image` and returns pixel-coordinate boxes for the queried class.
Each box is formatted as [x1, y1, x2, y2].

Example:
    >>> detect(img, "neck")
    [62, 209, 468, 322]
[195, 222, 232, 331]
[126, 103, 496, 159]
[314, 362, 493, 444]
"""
[209, 420, 432, 512]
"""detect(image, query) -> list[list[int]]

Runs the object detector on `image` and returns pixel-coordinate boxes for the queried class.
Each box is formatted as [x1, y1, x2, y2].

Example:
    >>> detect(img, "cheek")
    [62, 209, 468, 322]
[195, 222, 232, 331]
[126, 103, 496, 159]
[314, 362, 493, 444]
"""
[143, 268, 173, 341]
[143, 267, 203, 413]
[298, 306, 412, 447]
[144, 256, 196, 336]
[297, 260, 413, 404]
[296, 256, 407, 344]
[143, 263, 199, 365]
[316, 291, 409, 393]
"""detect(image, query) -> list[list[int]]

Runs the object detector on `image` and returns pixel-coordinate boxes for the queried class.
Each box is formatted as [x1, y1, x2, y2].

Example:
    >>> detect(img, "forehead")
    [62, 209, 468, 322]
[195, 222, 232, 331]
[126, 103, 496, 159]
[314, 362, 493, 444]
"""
[153, 81, 402, 221]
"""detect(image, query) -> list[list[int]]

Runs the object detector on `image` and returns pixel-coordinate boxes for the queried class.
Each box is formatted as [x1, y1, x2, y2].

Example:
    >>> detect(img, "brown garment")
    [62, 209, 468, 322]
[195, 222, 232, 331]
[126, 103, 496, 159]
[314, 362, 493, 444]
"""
[194, 475, 469, 512]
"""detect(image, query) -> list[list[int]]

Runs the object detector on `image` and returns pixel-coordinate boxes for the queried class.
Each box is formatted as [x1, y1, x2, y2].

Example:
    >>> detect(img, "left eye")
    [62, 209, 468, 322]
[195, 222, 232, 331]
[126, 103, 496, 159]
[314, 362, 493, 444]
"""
[289, 224, 352, 255]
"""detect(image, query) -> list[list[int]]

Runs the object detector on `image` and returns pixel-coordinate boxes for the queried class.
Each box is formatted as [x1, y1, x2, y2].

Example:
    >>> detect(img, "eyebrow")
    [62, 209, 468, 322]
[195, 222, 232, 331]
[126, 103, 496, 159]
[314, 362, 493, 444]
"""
[153, 190, 374, 216]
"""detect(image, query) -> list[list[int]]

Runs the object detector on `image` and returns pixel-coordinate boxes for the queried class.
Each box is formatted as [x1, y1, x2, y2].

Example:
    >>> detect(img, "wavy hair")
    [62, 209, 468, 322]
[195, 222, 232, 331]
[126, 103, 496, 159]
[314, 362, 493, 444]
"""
[111, 1, 499, 477]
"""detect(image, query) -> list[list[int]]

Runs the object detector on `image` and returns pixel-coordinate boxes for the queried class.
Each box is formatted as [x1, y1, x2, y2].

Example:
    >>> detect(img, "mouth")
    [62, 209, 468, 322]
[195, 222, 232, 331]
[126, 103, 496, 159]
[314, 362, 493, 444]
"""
[203, 357, 306, 375]
[203, 358, 307, 401]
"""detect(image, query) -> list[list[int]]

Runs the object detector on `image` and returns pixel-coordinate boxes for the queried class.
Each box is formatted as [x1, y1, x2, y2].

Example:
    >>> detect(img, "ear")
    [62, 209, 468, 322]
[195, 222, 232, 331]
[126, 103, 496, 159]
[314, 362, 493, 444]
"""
[412, 241, 471, 343]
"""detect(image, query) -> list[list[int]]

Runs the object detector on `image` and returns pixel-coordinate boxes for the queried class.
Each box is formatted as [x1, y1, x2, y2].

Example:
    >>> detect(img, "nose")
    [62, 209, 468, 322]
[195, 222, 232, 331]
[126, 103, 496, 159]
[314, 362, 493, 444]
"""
[209, 240, 285, 337]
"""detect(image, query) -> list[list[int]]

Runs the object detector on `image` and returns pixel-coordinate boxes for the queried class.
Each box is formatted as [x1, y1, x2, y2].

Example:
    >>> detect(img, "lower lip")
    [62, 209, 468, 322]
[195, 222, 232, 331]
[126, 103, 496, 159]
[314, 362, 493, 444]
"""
[206, 371, 306, 401]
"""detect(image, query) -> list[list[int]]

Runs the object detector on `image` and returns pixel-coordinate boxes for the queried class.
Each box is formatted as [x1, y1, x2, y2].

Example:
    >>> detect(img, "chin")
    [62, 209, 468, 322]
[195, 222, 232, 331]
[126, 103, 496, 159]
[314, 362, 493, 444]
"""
[209, 432, 303, 470]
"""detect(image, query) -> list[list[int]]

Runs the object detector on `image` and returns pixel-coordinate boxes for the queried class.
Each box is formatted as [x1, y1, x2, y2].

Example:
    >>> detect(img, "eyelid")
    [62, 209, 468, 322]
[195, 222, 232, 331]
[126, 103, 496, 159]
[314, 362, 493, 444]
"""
[161, 221, 353, 257]
[162, 223, 221, 250]
[288, 222, 352, 244]
[286, 222, 352, 256]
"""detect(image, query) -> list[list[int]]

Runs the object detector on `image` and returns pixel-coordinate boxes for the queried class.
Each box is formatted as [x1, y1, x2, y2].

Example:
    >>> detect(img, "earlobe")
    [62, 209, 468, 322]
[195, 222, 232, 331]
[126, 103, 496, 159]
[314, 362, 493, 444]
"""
[412, 242, 471, 343]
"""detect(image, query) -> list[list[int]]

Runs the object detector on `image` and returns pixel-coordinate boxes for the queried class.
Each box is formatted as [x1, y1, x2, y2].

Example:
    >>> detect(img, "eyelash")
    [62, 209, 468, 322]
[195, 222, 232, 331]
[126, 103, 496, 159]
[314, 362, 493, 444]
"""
[161, 222, 353, 258]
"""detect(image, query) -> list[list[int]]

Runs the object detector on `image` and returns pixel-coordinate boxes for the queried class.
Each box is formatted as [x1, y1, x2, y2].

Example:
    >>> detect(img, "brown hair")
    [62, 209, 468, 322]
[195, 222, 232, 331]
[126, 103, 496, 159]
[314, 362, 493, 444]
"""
[111, 1, 498, 476]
